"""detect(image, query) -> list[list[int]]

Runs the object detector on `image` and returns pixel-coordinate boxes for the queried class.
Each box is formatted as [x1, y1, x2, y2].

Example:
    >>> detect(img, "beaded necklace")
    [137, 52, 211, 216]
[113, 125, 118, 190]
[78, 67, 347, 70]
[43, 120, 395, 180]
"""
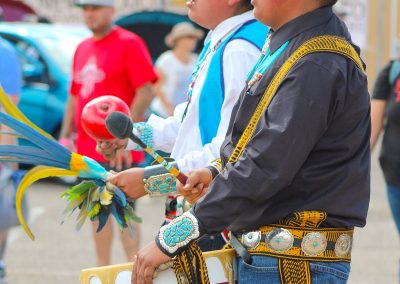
[245, 32, 290, 95]
[181, 22, 244, 120]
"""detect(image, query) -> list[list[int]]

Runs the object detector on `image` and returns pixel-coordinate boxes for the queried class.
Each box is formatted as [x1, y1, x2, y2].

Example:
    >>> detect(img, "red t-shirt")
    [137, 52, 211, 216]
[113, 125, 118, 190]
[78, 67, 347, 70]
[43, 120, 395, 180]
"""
[70, 26, 158, 163]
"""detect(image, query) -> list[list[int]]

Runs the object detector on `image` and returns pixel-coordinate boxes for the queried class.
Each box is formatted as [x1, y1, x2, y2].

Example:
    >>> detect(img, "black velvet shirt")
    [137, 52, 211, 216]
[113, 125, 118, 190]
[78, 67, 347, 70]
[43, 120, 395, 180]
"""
[193, 6, 371, 234]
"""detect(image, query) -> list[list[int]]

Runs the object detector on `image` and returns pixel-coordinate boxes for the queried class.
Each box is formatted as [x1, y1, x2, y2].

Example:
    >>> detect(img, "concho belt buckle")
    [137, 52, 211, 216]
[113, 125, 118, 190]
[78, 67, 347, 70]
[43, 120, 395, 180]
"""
[241, 231, 261, 249]
[334, 234, 352, 257]
[265, 228, 294, 253]
[301, 232, 327, 256]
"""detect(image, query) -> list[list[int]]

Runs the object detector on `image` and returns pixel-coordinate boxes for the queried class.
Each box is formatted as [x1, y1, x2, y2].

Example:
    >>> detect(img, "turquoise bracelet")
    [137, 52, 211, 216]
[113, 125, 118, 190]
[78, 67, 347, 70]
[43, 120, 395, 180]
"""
[157, 211, 200, 256]
[143, 173, 177, 197]
[132, 122, 153, 150]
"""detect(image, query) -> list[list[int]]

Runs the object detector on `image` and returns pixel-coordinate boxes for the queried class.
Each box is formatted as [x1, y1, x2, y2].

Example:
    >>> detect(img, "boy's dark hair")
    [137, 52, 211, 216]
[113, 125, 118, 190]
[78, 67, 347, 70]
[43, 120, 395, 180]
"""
[319, 0, 338, 6]
[244, 0, 253, 7]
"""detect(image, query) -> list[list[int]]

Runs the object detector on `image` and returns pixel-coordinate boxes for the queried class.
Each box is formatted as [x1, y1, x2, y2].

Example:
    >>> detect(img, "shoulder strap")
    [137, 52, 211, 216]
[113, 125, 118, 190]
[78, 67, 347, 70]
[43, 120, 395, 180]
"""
[389, 60, 400, 85]
[197, 20, 268, 146]
[228, 35, 366, 164]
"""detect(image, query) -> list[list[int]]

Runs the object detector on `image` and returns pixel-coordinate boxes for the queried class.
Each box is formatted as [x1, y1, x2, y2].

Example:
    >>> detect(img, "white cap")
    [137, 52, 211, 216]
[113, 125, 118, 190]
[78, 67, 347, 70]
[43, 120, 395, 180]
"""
[75, 0, 115, 7]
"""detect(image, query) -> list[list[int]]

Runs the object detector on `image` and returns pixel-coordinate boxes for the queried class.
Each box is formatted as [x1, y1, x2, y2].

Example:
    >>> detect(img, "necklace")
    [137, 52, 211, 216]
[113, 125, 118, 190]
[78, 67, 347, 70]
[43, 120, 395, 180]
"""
[245, 32, 289, 95]
[181, 22, 245, 120]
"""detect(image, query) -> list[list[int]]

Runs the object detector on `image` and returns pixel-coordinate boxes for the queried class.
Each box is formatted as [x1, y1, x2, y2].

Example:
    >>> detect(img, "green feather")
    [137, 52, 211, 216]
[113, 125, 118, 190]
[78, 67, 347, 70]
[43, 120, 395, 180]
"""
[90, 186, 101, 203]
[61, 180, 97, 199]
[76, 204, 89, 231]
[61, 193, 87, 216]
[87, 203, 101, 218]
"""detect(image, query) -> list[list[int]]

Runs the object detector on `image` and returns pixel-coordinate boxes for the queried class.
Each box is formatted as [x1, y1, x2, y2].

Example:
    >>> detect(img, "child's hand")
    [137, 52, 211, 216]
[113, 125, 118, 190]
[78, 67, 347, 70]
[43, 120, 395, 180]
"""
[96, 138, 129, 160]
[176, 168, 213, 204]
[107, 167, 146, 200]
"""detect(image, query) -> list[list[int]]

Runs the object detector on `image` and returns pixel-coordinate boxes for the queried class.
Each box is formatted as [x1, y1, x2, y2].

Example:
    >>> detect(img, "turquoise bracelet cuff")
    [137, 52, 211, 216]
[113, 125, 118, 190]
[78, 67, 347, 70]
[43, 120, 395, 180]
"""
[156, 211, 201, 257]
[143, 173, 177, 197]
[132, 122, 153, 150]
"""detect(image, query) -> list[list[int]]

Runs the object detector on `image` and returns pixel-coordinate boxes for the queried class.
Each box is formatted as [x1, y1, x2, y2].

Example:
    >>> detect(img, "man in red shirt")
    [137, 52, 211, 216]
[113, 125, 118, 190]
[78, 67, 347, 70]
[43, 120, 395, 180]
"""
[59, 0, 158, 267]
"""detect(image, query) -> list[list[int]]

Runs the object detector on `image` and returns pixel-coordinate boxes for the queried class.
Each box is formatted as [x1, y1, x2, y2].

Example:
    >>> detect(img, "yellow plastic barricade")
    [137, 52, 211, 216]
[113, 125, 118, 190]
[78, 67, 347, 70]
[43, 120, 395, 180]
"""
[80, 249, 237, 284]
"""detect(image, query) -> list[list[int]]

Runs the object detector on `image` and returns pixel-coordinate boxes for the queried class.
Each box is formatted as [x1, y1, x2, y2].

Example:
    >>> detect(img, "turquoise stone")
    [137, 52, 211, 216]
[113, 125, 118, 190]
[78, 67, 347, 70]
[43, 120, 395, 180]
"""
[313, 242, 319, 248]
[159, 184, 168, 191]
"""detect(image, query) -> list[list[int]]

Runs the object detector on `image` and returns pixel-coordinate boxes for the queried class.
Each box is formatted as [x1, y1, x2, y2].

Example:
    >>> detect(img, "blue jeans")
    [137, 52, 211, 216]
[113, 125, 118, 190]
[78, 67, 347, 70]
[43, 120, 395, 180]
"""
[387, 184, 400, 235]
[238, 255, 350, 283]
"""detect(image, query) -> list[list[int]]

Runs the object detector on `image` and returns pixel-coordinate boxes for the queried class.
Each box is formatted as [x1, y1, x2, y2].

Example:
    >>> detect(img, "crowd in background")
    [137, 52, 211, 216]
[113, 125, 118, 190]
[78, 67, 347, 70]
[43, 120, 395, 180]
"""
[0, 0, 399, 283]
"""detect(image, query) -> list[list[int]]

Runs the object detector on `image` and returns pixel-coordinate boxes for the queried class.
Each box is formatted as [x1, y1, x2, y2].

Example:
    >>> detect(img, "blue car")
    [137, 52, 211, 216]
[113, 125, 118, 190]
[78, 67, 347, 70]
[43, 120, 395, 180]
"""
[0, 23, 90, 137]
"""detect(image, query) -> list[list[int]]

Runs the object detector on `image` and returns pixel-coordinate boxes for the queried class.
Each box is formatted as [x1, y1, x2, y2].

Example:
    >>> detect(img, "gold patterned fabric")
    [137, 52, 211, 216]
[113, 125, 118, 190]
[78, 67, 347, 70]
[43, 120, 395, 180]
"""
[173, 242, 210, 284]
[279, 211, 326, 284]
[279, 259, 311, 284]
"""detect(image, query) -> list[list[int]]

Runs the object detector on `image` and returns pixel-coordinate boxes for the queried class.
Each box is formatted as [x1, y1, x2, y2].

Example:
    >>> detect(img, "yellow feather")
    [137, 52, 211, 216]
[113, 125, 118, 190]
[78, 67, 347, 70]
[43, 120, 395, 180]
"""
[15, 166, 78, 240]
[100, 187, 113, 206]
[0, 86, 54, 140]
[87, 203, 101, 218]
[70, 153, 88, 172]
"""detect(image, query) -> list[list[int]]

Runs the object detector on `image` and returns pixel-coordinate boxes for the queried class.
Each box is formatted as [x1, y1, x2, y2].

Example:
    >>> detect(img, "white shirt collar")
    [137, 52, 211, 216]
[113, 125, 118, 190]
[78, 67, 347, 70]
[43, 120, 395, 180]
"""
[208, 10, 255, 49]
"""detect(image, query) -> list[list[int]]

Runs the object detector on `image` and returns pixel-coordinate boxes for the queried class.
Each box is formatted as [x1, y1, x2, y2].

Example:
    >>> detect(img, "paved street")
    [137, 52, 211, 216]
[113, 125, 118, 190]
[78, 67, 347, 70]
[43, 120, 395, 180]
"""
[3, 148, 399, 284]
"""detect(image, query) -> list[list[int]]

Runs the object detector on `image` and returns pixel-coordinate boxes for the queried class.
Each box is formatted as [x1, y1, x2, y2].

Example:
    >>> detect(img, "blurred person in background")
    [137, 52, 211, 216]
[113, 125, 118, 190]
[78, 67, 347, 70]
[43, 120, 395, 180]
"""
[371, 60, 400, 235]
[59, 0, 157, 267]
[151, 22, 203, 118]
[0, 32, 22, 283]
[371, 59, 400, 279]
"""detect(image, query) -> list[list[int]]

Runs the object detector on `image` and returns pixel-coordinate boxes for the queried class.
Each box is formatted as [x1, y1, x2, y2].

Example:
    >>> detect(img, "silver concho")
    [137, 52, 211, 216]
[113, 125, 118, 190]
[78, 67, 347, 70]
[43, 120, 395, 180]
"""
[301, 232, 327, 256]
[265, 228, 294, 252]
[241, 231, 261, 249]
[334, 234, 352, 257]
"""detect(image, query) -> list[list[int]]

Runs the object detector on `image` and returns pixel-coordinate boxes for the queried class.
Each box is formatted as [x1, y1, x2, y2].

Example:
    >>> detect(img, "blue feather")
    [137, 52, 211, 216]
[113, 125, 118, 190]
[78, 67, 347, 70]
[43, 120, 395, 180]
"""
[113, 187, 127, 207]
[0, 145, 70, 169]
[0, 131, 21, 137]
[109, 203, 126, 229]
[96, 208, 110, 233]
[0, 113, 71, 161]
